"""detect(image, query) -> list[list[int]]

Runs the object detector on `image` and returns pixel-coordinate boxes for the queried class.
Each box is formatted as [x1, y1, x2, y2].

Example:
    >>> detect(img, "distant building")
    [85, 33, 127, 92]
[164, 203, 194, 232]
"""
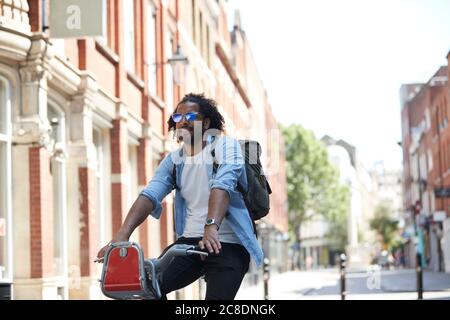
[298, 214, 331, 268]
[371, 164, 403, 222]
[322, 135, 378, 267]
[400, 63, 449, 272]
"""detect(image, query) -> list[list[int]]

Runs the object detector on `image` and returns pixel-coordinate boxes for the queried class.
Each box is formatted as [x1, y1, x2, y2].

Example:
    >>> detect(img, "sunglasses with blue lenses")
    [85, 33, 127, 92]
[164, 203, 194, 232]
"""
[171, 111, 203, 123]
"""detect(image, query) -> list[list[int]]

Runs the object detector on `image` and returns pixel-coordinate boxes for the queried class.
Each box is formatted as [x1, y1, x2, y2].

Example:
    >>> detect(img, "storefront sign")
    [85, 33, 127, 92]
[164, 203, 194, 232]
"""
[50, 0, 104, 38]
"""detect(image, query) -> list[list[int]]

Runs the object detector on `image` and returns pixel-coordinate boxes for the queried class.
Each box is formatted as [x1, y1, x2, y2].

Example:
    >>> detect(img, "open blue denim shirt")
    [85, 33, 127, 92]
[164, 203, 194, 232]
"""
[140, 135, 264, 266]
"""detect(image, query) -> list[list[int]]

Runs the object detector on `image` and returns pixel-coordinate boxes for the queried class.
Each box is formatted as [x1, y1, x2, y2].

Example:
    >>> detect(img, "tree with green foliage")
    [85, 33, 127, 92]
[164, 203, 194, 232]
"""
[281, 124, 350, 252]
[369, 202, 400, 251]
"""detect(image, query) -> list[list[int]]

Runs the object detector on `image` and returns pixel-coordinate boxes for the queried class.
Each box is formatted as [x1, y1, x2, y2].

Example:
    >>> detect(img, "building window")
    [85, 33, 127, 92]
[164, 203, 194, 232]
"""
[146, 2, 157, 94]
[123, 0, 136, 72]
[165, 32, 175, 112]
[206, 25, 211, 68]
[93, 128, 106, 248]
[0, 79, 12, 281]
[419, 153, 427, 180]
[97, 0, 111, 47]
[444, 143, 449, 171]
[48, 103, 68, 281]
[191, 0, 196, 43]
[431, 191, 435, 212]
[427, 149, 433, 172]
[199, 12, 203, 55]
[402, 116, 409, 139]
[425, 109, 431, 131]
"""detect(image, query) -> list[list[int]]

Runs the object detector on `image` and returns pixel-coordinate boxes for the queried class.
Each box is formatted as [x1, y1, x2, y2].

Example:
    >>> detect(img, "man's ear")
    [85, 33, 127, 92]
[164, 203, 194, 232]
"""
[203, 118, 211, 130]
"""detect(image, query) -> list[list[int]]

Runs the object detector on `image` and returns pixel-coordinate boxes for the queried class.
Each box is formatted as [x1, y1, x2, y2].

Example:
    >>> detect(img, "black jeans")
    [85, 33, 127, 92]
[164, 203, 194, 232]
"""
[159, 237, 250, 300]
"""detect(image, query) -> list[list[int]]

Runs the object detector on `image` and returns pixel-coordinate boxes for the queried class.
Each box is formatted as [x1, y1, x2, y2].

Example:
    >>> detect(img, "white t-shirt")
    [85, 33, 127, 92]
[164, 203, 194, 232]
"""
[180, 144, 240, 244]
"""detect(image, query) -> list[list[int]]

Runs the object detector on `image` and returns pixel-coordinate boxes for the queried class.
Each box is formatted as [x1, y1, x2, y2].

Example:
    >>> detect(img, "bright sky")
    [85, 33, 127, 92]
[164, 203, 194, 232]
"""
[228, 0, 450, 171]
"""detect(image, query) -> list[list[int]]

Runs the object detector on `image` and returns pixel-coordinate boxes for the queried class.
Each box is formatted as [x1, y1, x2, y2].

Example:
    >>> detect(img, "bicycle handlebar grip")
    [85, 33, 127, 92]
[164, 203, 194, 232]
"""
[192, 245, 206, 252]
[187, 249, 209, 257]
[155, 244, 214, 272]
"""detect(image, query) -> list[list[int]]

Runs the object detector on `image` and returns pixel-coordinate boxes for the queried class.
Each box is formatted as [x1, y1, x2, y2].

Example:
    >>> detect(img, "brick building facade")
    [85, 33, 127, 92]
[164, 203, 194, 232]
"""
[0, 0, 288, 299]
[400, 60, 450, 272]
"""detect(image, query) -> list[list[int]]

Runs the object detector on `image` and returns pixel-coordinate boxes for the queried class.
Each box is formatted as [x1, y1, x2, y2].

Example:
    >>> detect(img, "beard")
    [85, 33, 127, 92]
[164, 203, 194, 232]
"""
[174, 122, 205, 146]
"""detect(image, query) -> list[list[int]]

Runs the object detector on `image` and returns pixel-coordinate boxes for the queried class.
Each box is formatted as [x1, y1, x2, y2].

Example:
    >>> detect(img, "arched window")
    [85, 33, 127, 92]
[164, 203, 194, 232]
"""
[47, 101, 68, 298]
[0, 77, 12, 282]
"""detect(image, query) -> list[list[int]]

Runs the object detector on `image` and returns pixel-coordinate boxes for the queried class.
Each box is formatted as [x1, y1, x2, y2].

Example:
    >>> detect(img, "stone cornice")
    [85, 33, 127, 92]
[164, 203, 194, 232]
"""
[0, 26, 31, 62]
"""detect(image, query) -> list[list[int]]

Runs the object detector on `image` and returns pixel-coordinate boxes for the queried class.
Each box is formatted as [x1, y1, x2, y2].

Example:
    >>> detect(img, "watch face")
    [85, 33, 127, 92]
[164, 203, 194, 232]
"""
[206, 218, 214, 224]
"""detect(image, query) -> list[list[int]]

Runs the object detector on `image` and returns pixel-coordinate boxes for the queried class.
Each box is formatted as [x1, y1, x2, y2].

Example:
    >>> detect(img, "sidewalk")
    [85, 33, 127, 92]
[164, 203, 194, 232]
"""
[235, 268, 450, 300]
[379, 269, 450, 292]
[236, 268, 340, 300]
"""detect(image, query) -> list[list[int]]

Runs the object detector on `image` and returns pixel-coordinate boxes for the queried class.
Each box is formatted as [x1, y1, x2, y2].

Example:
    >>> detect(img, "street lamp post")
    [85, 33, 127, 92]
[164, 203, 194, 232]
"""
[149, 45, 189, 86]
[167, 45, 189, 86]
[339, 253, 347, 300]
[259, 221, 270, 300]
[413, 200, 424, 300]
[414, 151, 424, 300]
[263, 257, 270, 300]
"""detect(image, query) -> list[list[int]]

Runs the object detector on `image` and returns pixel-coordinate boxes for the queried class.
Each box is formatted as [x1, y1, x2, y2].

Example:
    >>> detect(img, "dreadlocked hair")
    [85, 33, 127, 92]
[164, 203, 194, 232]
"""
[167, 93, 225, 132]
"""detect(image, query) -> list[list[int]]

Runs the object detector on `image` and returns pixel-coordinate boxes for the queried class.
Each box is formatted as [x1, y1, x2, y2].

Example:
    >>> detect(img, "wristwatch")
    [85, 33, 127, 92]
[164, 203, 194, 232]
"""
[205, 218, 220, 230]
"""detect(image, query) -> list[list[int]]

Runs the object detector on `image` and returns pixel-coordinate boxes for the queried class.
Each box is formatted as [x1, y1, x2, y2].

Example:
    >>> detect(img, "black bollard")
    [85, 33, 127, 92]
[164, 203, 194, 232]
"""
[339, 253, 347, 300]
[416, 252, 423, 300]
[263, 258, 270, 300]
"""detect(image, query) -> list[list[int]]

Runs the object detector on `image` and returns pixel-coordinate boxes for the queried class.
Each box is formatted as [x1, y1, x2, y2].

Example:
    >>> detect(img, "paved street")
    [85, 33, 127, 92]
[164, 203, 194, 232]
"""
[236, 268, 450, 300]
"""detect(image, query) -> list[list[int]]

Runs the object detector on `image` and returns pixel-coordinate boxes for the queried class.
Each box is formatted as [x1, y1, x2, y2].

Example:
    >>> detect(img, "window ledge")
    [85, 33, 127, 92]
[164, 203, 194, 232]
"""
[150, 94, 165, 111]
[95, 40, 119, 65]
[127, 71, 145, 90]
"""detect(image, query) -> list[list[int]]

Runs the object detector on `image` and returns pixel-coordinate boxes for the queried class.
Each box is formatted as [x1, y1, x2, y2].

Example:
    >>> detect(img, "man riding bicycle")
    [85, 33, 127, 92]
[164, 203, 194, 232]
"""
[97, 93, 263, 300]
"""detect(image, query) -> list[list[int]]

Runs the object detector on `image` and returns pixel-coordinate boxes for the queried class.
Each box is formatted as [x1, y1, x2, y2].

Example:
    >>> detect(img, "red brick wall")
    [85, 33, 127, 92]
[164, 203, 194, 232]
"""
[137, 138, 150, 255]
[111, 119, 129, 234]
[29, 147, 54, 278]
[111, 119, 128, 175]
[79, 167, 98, 277]
[111, 183, 127, 233]
[28, 0, 42, 32]
[431, 86, 447, 211]
[264, 102, 289, 233]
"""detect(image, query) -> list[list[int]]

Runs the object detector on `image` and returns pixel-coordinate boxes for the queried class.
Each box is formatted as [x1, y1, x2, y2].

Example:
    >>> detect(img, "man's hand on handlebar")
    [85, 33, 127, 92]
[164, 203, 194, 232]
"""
[95, 231, 130, 263]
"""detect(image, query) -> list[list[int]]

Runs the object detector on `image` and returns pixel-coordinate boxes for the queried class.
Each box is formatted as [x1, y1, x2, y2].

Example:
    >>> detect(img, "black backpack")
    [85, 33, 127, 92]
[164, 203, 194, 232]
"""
[172, 139, 272, 233]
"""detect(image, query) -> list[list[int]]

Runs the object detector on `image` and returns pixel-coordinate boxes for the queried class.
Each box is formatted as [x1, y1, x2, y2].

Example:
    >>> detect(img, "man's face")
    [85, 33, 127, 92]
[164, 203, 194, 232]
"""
[173, 102, 210, 145]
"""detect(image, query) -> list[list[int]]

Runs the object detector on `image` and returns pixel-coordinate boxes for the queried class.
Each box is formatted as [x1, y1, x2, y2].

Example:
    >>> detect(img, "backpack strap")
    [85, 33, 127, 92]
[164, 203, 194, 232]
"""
[172, 148, 183, 191]
[211, 148, 219, 175]
[172, 164, 178, 190]
[211, 147, 257, 236]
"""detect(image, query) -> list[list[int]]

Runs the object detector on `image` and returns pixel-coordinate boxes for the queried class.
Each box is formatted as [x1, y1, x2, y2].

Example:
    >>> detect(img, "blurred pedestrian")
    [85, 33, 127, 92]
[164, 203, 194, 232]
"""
[306, 256, 313, 269]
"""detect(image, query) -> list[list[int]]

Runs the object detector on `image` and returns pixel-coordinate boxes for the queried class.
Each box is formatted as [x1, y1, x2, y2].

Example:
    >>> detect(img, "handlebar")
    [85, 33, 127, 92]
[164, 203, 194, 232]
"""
[146, 244, 209, 299]
[152, 244, 208, 274]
